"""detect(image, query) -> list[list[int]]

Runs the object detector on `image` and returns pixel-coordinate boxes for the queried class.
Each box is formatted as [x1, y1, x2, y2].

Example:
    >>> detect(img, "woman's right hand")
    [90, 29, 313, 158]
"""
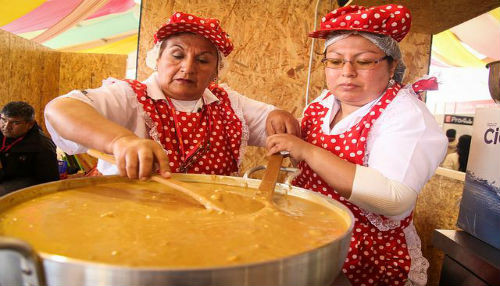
[266, 133, 312, 162]
[109, 135, 171, 180]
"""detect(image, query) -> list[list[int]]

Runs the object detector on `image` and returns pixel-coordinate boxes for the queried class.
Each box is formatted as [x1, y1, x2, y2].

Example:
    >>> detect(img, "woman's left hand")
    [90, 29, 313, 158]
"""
[266, 133, 312, 162]
[265, 110, 301, 137]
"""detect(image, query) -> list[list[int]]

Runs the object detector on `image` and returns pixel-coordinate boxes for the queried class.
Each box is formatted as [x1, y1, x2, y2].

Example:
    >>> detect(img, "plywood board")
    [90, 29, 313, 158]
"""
[0, 29, 58, 128]
[0, 29, 127, 133]
[59, 52, 127, 95]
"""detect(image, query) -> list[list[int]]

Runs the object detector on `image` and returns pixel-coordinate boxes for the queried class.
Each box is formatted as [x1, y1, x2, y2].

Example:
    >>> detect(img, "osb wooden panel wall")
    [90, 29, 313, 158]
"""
[0, 29, 127, 131]
[0, 29, 59, 128]
[59, 53, 128, 95]
[137, 0, 431, 173]
[414, 174, 464, 286]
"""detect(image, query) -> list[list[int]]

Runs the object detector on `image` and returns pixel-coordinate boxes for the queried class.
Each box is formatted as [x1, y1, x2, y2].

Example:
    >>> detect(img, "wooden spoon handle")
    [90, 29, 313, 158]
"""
[148, 175, 225, 213]
[258, 154, 284, 201]
[87, 149, 115, 164]
[86, 149, 225, 213]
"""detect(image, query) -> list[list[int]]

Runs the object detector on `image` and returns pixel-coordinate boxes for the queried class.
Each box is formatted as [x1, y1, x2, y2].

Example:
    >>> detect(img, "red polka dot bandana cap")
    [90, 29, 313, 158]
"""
[309, 4, 411, 42]
[154, 12, 234, 57]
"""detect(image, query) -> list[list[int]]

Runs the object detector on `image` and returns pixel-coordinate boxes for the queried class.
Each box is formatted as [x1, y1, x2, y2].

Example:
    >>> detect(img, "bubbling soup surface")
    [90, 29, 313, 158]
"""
[0, 181, 347, 267]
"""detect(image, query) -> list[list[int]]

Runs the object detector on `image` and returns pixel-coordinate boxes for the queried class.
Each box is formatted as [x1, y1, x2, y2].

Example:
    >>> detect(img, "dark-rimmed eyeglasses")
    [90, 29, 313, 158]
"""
[321, 56, 390, 70]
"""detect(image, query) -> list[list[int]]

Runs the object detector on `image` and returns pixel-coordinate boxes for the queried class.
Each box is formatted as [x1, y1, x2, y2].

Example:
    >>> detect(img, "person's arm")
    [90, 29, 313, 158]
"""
[46, 98, 136, 154]
[266, 134, 356, 197]
[267, 93, 448, 216]
[349, 165, 417, 216]
[266, 134, 418, 216]
[45, 82, 170, 179]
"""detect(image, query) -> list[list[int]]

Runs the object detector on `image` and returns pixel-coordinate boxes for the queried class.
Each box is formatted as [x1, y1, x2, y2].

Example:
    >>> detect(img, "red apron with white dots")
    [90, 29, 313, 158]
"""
[125, 79, 242, 175]
[294, 83, 413, 286]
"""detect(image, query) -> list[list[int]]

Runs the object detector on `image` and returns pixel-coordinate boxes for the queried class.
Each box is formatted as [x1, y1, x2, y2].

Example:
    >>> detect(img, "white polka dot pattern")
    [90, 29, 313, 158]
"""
[293, 83, 414, 285]
[126, 80, 241, 175]
[154, 12, 233, 57]
[310, 4, 411, 42]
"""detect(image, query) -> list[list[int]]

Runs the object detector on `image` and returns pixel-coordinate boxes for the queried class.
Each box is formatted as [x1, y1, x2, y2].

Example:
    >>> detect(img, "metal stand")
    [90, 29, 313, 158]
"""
[433, 229, 500, 286]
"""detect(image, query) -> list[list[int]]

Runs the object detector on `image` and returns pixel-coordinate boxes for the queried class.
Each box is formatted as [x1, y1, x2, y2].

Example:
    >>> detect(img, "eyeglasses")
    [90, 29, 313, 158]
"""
[321, 56, 390, 70]
[0, 116, 28, 126]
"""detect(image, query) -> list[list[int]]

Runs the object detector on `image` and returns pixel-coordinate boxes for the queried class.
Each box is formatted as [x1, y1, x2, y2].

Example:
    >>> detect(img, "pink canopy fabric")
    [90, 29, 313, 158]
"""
[1, 0, 135, 34]
[451, 13, 500, 60]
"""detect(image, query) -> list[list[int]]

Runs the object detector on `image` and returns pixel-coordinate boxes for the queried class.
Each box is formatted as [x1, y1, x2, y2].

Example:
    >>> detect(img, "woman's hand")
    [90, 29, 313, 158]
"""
[266, 133, 313, 162]
[265, 110, 301, 137]
[109, 135, 171, 180]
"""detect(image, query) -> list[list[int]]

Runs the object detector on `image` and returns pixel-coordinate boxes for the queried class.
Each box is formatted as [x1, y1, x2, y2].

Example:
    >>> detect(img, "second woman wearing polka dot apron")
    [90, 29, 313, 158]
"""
[267, 4, 447, 286]
[45, 12, 300, 179]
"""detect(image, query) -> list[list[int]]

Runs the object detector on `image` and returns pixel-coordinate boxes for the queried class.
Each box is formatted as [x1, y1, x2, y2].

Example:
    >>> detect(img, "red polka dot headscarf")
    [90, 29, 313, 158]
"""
[309, 4, 411, 42]
[154, 12, 234, 57]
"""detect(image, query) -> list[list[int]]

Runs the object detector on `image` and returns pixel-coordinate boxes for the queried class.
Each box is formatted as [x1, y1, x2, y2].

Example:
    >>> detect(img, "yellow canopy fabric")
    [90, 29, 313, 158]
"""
[78, 34, 138, 54]
[32, 0, 110, 43]
[490, 7, 500, 21]
[0, 0, 46, 26]
[432, 30, 488, 68]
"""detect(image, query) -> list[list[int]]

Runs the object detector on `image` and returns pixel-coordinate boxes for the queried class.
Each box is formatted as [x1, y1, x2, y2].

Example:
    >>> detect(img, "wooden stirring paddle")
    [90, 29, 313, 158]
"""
[87, 149, 227, 213]
[257, 152, 287, 202]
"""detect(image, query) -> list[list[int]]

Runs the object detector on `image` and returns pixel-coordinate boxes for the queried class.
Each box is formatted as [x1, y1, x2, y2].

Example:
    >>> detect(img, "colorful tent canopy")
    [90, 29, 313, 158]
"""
[0, 0, 46, 26]
[1, 0, 134, 34]
[78, 34, 138, 55]
[0, 0, 139, 55]
[450, 11, 500, 60]
[431, 7, 500, 67]
[432, 30, 488, 68]
[43, 11, 139, 49]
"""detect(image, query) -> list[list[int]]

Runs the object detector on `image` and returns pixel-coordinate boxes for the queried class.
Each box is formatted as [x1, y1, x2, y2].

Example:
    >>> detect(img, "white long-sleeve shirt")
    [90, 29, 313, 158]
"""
[310, 87, 448, 218]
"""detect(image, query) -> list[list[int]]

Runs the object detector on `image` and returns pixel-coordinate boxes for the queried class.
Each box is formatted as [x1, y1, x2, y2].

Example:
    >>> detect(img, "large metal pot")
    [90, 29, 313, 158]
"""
[0, 171, 353, 286]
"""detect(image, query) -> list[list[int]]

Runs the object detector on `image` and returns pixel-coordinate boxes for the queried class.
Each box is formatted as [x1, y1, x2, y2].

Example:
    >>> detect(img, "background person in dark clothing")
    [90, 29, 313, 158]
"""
[445, 128, 457, 155]
[456, 135, 472, 172]
[441, 134, 472, 172]
[0, 101, 59, 195]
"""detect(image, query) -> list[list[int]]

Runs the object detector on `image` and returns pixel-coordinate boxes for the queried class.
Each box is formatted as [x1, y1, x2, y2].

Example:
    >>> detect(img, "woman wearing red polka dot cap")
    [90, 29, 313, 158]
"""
[45, 12, 299, 179]
[267, 4, 447, 286]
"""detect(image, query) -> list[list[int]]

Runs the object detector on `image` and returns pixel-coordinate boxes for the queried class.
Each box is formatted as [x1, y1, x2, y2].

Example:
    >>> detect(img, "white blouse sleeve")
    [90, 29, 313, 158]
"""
[350, 165, 418, 216]
[219, 84, 276, 147]
[366, 89, 448, 194]
[44, 78, 143, 155]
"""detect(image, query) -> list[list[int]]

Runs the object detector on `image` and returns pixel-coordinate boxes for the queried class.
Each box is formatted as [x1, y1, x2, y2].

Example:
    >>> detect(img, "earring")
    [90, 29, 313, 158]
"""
[388, 78, 395, 87]
[154, 66, 158, 71]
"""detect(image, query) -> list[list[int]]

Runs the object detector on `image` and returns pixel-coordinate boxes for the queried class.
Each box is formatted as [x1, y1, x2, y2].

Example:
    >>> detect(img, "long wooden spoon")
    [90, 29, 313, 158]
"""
[257, 152, 286, 203]
[87, 149, 227, 213]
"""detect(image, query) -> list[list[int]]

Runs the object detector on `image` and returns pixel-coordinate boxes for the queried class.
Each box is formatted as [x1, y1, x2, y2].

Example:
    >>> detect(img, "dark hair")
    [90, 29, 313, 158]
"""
[457, 135, 472, 172]
[1, 101, 35, 121]
[386, 55, 394, 65]
[159, 37, 170, 58]
[446, 129, 456, 138]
